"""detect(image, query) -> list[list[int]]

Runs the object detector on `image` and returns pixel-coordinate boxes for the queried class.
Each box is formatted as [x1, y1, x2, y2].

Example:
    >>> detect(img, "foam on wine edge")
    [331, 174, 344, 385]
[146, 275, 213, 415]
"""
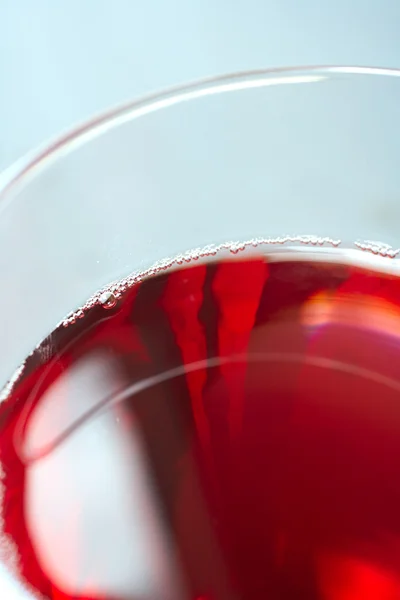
[0, 236, 344, 409]
[61, 235, 400, 328]
[2, 233, 400, 408]
[61, 235, 344, 328]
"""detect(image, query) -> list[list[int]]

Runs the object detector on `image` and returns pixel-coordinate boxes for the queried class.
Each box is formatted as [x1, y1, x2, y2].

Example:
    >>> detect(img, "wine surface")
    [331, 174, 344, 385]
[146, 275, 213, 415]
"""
[2, 248, 400, 599]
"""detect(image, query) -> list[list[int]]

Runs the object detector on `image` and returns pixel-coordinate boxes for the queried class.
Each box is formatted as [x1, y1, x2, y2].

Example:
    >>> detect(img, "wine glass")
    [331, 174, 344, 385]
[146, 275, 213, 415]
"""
[1, 66, 400, 600]
[1, 66, 399, 384]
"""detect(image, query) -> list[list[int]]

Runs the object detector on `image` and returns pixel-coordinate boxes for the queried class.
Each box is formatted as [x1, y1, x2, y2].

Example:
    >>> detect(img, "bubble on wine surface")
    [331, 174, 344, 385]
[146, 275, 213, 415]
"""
[99, 291, 118, 310]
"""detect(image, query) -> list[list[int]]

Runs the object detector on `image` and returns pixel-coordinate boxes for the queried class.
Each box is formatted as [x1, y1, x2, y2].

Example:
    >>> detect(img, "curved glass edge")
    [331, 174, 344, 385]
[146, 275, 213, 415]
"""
[0, 65, 400, 210]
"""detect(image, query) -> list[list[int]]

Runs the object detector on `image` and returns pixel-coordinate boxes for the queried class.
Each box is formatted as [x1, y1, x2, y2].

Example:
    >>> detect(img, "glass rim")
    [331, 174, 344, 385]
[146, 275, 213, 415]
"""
[1, 64, 400, 207]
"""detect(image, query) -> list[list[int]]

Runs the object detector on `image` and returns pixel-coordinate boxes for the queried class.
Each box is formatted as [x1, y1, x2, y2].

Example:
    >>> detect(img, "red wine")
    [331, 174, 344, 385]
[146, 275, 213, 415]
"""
[2, 247, 400, 599]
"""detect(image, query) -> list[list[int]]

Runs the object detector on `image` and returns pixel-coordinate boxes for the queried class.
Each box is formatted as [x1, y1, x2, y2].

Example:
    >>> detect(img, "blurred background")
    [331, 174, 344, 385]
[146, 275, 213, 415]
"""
[1, 0, 400, 171]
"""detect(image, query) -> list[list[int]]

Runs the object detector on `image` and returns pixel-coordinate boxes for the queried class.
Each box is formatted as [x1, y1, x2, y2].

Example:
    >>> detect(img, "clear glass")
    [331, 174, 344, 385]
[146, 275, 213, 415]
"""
[2, 65, 400, 600]
[1, 65, 400, 386]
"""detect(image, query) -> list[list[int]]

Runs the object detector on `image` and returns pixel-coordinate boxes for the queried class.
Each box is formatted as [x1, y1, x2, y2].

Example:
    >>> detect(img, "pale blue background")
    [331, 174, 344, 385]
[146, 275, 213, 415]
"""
[1, 1, 400, 170]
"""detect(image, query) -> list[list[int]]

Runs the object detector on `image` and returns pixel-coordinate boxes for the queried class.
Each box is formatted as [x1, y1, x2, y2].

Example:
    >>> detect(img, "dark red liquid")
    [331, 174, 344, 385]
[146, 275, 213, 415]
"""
[2, 252, 400, 599]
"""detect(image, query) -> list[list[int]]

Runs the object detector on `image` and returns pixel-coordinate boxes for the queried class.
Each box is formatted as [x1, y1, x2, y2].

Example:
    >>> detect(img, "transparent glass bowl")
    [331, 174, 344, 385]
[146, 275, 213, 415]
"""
[1, 66, 400, 385]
